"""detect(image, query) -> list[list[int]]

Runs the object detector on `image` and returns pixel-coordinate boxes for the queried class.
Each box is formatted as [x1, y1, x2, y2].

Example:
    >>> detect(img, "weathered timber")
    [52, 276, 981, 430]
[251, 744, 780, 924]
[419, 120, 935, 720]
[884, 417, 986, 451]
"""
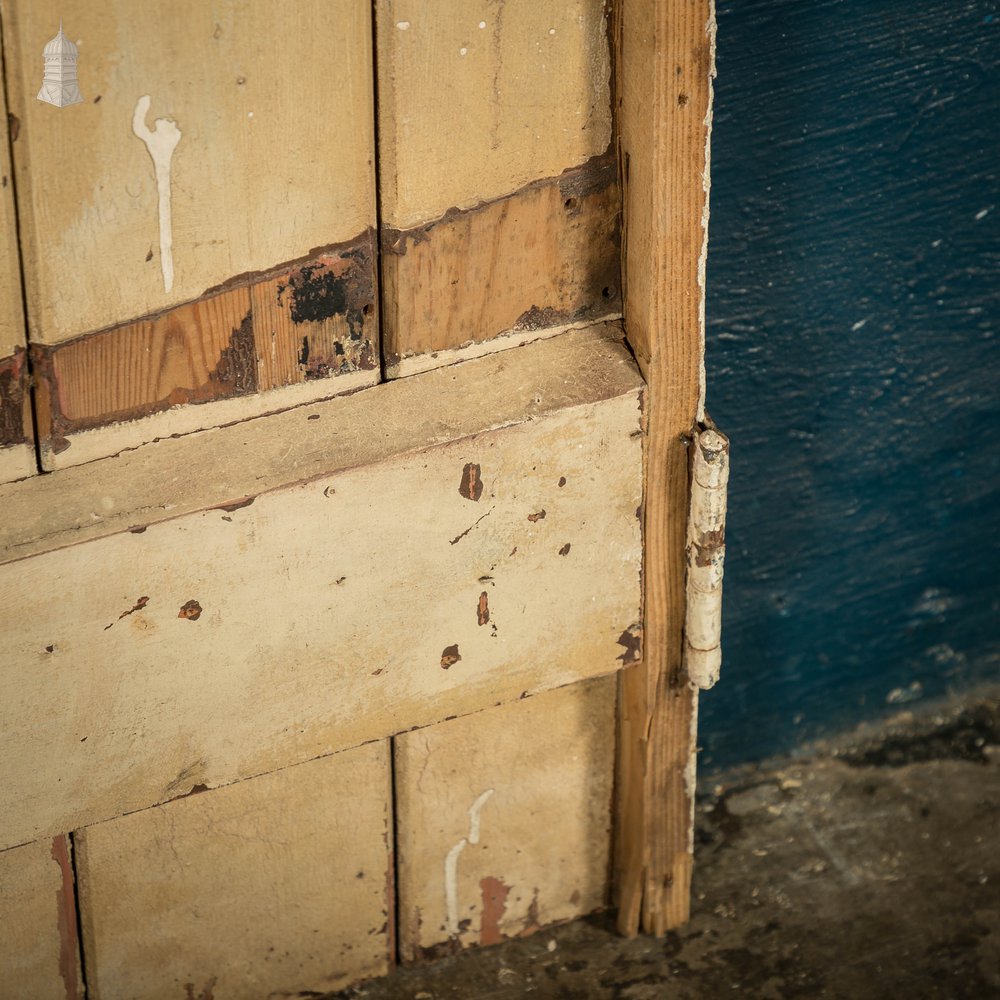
[1, 1, 378, 468]
[395, 676, 616, 962]
[1, 0, 375, 343]
[376, 0, 617, 374]
[76, 742, 393, 1000]
[613, 0, 716, 936]
[382, 157, 621, 378]
[0, 62, 33, 483]
[0, 324, 642, 850]
[0, 836, 84, 999]
[30, 235, 379, 469]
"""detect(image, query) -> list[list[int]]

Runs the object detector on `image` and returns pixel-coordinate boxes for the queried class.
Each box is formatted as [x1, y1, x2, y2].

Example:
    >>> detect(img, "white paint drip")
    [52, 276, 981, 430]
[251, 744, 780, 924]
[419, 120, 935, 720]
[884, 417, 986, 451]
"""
[396, 20, 410, 30]
[132, 95, 181, 293]
[444, 788, 495, 936]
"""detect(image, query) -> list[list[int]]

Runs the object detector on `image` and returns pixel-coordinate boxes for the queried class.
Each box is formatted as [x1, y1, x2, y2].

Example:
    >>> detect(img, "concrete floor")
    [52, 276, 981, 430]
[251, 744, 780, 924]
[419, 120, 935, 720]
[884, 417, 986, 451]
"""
[329, 699, 1000, 999]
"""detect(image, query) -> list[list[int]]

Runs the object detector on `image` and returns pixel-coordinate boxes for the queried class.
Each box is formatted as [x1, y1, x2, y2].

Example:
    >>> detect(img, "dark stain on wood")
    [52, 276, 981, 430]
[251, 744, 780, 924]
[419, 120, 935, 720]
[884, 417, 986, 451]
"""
[50, 836, 81, 1000]
[479, 876, 511, 947]
[441, 644, 462, 669]
[617, 624, 642, 666]
[212, 311, 257, 395]
[478, 591, 490, 626]
[459, 463, 484, 501]
[0, 350, 29, 447]
[178, 599, 203, 621]
[559, 542, 572, 556]
[183, 976, 217, 1000]
[558, 476, 567, 487]
[7, 113, 19, 141]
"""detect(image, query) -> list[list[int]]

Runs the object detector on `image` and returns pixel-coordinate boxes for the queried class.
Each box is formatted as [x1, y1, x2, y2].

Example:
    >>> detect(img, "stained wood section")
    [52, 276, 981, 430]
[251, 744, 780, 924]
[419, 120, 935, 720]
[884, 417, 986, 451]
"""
[376, 0, 618, 374]
[1, 0, 375, 344]
[382, 157, 621, 378]
[76, 743, 393, 999]
[0, 325, 642, 850]
[32, 237, 379, 470]
[614, 0, 716, 935]
[395, 677, 616, 962]
[251, 240, 378, 389]
[0, 836, 84, 999]
[0, 60, 34, 483]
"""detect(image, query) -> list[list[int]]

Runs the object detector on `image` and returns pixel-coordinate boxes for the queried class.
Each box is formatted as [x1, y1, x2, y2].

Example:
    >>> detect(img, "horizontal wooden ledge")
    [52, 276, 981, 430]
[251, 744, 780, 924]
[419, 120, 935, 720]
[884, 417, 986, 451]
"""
[0, 321, 639, 565]
[0, 321, 644, 849]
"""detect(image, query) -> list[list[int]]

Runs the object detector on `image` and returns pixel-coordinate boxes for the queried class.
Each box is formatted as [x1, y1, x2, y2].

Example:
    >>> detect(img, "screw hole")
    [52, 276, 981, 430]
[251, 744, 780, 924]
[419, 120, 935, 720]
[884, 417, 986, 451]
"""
[564, 197, 577, 210]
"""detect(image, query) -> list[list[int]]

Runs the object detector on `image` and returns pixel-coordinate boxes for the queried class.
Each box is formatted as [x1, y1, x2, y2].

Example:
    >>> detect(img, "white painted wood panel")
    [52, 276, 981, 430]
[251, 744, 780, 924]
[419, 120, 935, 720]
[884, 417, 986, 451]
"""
[76, 742, 392, 1000]
[0, 327, 643, 850]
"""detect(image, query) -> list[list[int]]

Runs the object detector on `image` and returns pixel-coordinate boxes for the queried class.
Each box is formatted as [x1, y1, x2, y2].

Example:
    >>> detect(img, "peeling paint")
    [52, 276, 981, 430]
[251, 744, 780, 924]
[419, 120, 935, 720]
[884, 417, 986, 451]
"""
[479, 876, 510, 946]
[104, 595, 149, 630]
[50, 836, 80, 1000]
[178, 599, 202, 621]
[527, 509, 546, 522]
[459, 463, 484, 501]
[477, 591, 490, 626]
[440, 644, 461, 669]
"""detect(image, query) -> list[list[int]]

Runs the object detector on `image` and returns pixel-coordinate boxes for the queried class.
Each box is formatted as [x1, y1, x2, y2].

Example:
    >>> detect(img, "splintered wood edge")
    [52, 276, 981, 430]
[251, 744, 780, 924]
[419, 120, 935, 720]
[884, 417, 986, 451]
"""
[0, 321, 640, 564]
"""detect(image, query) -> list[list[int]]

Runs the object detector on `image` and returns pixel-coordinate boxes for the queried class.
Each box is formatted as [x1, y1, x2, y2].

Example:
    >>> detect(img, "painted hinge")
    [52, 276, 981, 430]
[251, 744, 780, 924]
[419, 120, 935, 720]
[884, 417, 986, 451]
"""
[683, 422, 729, 689]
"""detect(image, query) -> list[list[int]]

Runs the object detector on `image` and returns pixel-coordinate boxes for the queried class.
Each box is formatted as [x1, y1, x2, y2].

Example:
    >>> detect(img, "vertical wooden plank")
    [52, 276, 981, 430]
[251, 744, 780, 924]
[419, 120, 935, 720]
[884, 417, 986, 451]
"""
[613, 0, 716, 935]
[0, 836, 83, 999]
[76, 743, 393, 999]
[395, 677, 616, 962]
[376, 0, 620, 377]
[0, 33, 33, 484]
[1, 0, 378, 467]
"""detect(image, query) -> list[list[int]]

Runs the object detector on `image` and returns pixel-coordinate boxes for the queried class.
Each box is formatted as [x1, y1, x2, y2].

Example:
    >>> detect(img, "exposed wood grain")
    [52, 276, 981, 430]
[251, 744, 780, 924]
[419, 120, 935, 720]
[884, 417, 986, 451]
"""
[614, 0, 716, 935]
[376, 0, 611, 231]
[251, 240, 378, 391]
[382, 157, 621, 377]
[36, 285, 253, 433]
[1, 0, 376, 344]
[0, 836, 83, 999]
[376, 0, 616, 373]
[0, 323, 635, 562]
[0, 48, 34, 482]
[76, 742, 393, 999]
[29, 236, 380, 471]
[395, 677, 616, 962]
[0, 325, 642, 850]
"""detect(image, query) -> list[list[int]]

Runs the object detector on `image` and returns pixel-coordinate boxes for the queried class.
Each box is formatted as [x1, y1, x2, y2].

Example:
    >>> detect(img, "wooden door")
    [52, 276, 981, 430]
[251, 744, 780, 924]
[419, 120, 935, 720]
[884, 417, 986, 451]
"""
[0, 1, 716, 993]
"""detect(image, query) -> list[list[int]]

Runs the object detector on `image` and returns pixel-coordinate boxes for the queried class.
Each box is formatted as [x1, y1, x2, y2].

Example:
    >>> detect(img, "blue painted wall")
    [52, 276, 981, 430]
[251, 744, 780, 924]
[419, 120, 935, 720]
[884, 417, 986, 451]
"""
[699, 0, 1000, 770]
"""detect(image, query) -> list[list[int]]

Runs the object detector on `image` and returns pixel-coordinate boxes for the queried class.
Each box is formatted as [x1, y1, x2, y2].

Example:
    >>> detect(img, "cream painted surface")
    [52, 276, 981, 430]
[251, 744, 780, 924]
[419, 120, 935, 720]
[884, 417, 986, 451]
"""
[0, 340, 642, 849]
[395, 677, 616, 960]
[385, 317, 618, 380]
[0, 67, 25, 357]
[2, 0, 375, 343]
[0, 838, 78, 998]
[1, 325, 636, 562]
[377, 0, 612, 229]
[77, 743, 392, 1000]
[0, 444, 35, 485]
[1, 62, 33, 484]
[42, 362, 379, 471]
